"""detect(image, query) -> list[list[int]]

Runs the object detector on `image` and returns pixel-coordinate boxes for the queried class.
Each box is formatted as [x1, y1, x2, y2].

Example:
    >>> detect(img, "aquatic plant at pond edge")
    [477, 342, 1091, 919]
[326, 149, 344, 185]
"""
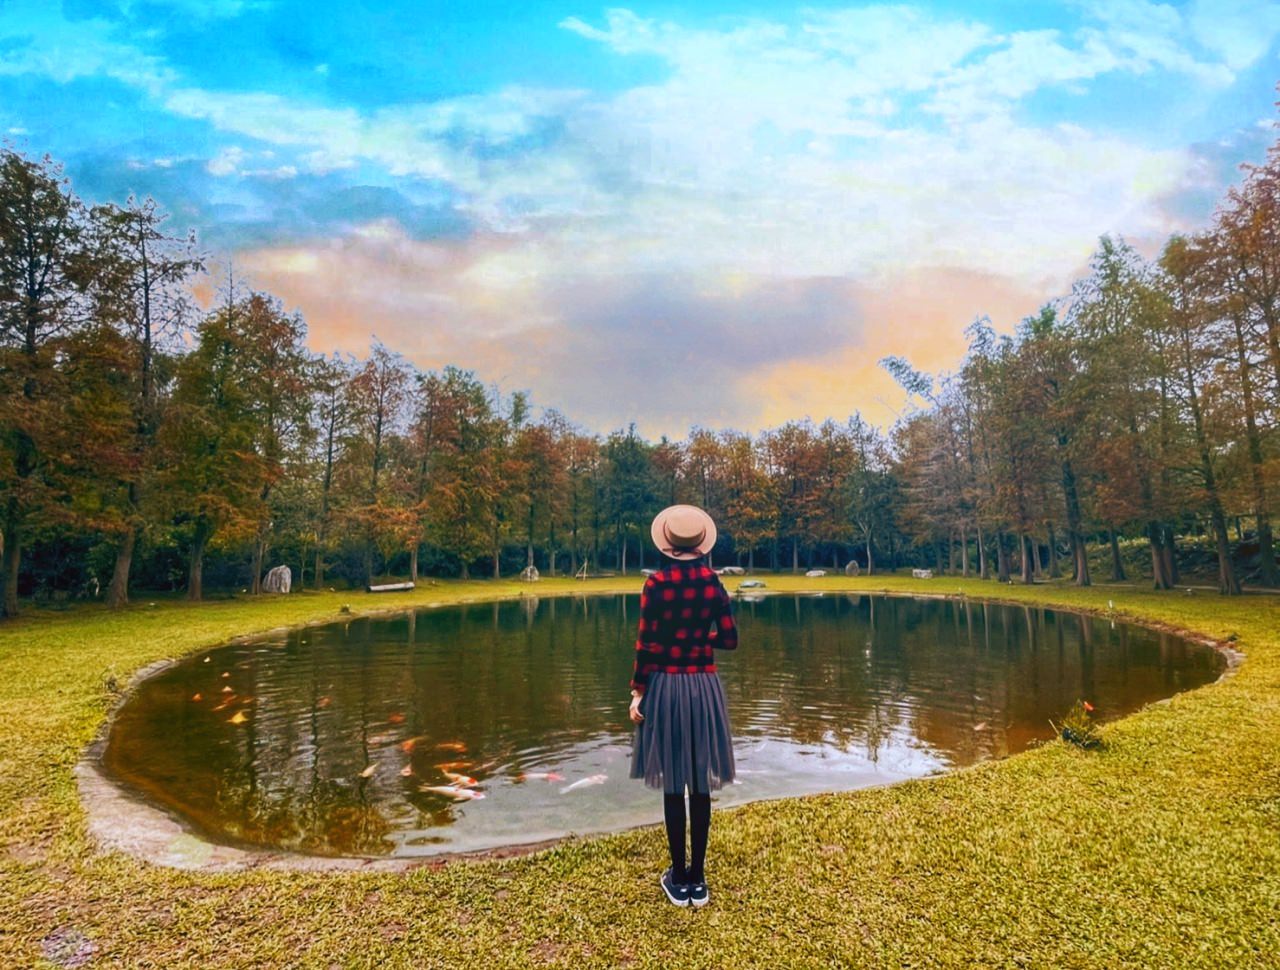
[1052, 700, 1102, 749]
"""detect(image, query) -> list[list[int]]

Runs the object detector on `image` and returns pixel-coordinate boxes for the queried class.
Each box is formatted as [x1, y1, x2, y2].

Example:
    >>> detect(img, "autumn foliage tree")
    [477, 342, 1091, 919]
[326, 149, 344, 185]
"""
[0, 151, 86, 615]
[5, 121, 1280, 610]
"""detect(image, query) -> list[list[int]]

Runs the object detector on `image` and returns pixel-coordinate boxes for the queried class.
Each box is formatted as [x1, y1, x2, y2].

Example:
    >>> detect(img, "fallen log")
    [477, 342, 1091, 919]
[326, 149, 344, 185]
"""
[367, 582, 416, 593]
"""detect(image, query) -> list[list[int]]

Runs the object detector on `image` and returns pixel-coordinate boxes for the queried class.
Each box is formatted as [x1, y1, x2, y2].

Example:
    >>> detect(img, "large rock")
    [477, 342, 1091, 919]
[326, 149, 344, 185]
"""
[262, 565, 292, 594]
[805, 569, 827, 578]
[844, 561, 860, 576]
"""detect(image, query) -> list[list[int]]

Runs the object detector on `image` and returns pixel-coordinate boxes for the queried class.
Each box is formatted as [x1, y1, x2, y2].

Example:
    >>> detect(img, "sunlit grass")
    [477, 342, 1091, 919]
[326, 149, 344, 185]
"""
[3, 573, 1279, 967]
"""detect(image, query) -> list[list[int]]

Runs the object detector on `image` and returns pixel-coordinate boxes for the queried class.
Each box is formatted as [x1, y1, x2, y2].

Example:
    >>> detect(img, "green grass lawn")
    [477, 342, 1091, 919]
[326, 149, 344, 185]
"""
[3, 574, 1279, 968]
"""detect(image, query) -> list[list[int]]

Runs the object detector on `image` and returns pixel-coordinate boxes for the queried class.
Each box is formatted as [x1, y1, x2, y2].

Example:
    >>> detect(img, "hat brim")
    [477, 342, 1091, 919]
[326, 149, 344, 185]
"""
[650, 505, 717, 560]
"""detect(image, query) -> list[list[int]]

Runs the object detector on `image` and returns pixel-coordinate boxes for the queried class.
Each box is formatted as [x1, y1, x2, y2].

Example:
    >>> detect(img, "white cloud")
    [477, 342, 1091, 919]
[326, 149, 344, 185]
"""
[0, 2, 175, 94]
[6, 0, 1275, 427]
[206, 145, 247, 176]
[1188, 0, 1280, 69]
[140, 4, 1246, 291]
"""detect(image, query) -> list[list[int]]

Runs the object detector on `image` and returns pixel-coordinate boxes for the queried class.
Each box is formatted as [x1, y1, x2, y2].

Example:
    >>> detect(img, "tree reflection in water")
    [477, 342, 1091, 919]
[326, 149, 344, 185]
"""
[104, 594, 1223, 857]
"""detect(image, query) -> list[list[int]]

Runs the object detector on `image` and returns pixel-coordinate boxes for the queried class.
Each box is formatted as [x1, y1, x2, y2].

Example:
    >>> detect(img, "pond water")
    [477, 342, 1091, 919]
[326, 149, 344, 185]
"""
[103, 593, 1223, 858]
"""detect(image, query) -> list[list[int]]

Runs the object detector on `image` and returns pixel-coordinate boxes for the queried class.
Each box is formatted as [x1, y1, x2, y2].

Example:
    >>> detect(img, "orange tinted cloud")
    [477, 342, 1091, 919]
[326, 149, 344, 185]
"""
[749, 267, 1045, 429]
[246, 228, 1052, 437]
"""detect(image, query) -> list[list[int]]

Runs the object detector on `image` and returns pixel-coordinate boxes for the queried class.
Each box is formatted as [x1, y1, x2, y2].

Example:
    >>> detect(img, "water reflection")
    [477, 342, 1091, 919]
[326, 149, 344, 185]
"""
[104, 594, 1223, 857]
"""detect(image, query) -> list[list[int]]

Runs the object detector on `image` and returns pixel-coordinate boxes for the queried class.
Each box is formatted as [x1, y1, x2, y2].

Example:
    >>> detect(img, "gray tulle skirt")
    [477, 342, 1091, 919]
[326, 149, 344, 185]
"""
[631, 672, 735, 794]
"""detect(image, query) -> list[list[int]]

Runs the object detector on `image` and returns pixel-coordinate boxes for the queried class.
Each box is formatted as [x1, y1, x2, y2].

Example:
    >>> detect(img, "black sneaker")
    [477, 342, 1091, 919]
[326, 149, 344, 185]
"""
[686, 879, 709, 908]
[660, 867, 690, 907]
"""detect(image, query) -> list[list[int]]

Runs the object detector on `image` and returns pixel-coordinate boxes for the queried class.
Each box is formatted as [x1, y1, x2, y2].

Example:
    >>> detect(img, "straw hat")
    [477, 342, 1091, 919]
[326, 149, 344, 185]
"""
[650, 504, 717, 561]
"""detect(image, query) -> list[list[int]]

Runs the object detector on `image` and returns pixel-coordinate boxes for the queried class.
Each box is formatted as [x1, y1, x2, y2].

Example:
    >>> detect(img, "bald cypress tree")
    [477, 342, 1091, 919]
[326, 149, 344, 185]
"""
[0, 151, 85, 616]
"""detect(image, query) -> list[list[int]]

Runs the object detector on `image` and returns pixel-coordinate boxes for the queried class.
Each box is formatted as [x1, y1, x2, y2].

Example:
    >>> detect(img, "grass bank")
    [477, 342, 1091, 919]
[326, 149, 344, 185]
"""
[3, 575, 1279, 968]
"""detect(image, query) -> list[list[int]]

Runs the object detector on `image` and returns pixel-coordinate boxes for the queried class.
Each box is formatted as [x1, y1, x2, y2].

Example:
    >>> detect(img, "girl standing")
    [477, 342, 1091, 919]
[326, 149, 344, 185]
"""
[629, 504, 738, 907]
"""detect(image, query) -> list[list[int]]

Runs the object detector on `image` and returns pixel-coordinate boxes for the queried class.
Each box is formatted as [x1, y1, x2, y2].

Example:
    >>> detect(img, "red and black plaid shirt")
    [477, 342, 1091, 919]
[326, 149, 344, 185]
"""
[630, 562, 738, 693]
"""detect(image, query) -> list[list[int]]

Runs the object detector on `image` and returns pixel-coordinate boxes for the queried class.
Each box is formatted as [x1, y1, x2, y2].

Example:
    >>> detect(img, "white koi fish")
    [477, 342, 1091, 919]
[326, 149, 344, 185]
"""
[419, 784, 486, 801]
[559, 774, 607, 794]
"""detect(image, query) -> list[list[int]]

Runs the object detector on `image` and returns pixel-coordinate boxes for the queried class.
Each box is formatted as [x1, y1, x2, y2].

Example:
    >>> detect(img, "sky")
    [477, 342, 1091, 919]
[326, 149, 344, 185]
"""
[2, 0, 1279, 437]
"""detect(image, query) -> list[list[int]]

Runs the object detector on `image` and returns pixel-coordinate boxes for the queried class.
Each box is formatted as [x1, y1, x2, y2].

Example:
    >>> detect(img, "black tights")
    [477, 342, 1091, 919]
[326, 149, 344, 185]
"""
[663, 790, 712, 883]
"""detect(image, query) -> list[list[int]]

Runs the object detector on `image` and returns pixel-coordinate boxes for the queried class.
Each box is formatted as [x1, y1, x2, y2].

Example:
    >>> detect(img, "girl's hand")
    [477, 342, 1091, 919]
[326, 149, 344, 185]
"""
[629, 694, 644, 723]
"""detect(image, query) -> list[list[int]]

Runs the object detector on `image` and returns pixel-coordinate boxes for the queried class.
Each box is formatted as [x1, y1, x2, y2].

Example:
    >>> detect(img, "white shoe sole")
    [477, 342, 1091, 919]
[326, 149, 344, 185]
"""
[660, 872, 689, 907]
[688, 890, 710, 908]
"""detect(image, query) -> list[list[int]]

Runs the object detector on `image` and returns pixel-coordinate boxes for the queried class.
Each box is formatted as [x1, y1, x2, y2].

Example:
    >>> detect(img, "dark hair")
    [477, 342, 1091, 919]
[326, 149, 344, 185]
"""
[659, 552, 705, 565]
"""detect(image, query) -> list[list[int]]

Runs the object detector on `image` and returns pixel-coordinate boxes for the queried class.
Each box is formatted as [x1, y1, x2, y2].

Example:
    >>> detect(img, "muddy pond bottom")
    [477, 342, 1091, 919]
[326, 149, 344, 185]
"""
[103, 593, 1223, 857]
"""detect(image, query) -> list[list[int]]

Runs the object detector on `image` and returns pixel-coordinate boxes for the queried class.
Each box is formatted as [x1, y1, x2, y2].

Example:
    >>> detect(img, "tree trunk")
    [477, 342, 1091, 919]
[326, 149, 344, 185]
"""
[1210, 505, 1241, 595]
[251, 534, 268, 595]
[1020, 533, 1034, 584]
[1046, 522, 1060, 579]
[410, 544, 419, 583]
[1108, 527, 1126, 582]
[1, 508, 20, 617]
[106, 529, 137, 609]
[960, 523, 969, 576]
[996, 530, 1011, 583]
[187, 522, 209, 602]
[748, 547, 755, 573]
[620, 534, 628, 575]
[1060, 456, 1090, 587]
[792, 539, 799, 575]
[1163, 525, 1179, 585]
[1147, 522, 1171, 589]
[975, 520, 987, 579]
[315, 548, 326, 590]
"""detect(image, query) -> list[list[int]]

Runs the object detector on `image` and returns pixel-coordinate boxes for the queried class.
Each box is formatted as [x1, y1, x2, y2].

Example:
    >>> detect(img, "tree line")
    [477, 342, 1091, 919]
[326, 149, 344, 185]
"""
[2, 131, 1278, 615]
[882, 129, 1280, 597]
